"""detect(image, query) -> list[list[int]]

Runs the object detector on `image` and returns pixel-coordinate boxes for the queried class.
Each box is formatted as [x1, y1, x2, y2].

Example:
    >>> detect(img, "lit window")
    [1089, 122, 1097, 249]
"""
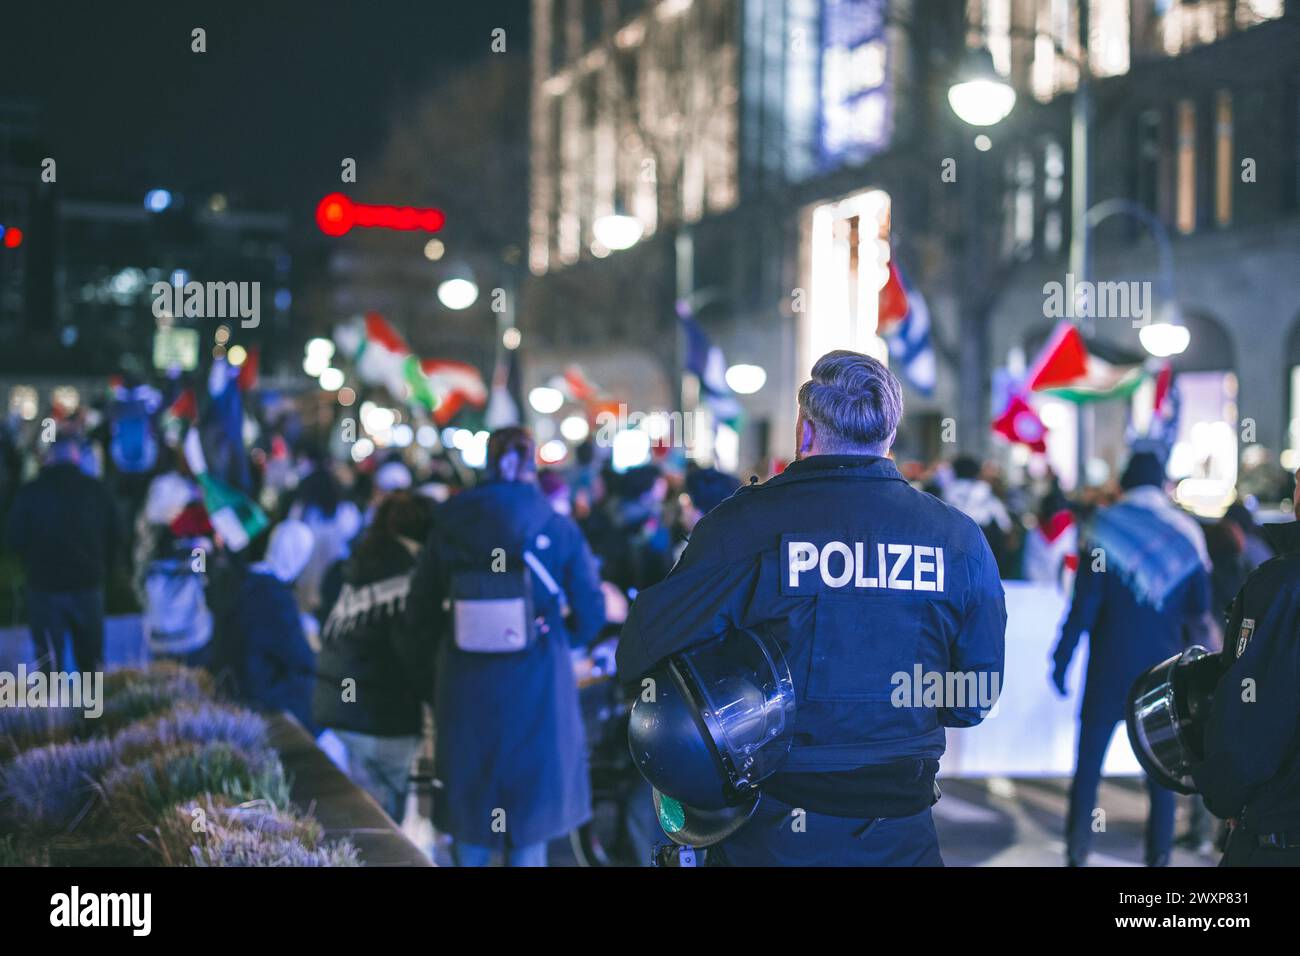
[1088, 0, 1129, 77]
[1214, 91, 1233, 227]
[1176, 100, 1197, 235]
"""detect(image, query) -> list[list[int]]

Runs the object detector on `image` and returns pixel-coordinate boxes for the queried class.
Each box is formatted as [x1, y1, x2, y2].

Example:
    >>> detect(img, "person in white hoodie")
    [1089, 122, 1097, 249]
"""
[941, 456, 1014, 574]
[135, 469, 214, 664]
[289, 457, 362, 615]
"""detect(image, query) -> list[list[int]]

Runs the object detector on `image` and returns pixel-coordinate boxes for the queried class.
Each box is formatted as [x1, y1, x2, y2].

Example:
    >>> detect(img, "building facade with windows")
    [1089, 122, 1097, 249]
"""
[525, 0, 964, 471]
[979, 1, 1298, 508]
[525, 0, 1298, 488]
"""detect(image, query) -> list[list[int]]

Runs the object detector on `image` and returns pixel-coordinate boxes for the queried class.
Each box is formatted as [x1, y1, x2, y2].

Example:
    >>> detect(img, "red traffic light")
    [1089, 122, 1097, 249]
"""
[1, 227, 22, 249]
[315, 193, 445, 237]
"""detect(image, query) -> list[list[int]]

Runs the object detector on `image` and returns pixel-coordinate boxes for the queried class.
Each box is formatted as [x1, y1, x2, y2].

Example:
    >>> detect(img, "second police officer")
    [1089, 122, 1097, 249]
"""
[618, 350, 1007, 865]
[1190, 462, 1300, 866]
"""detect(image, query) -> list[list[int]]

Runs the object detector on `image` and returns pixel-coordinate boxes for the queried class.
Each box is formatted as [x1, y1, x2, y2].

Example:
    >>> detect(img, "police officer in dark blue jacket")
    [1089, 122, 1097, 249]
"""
[617, 350, 1007, 866]
[1191, 493, 1300, 866]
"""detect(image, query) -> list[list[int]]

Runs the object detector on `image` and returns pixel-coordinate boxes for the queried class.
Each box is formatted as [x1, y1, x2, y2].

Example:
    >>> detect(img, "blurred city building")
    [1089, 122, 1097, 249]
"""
[981, 0, 1298, 513]
[524, 0, 1297, 493]
[314, 54, 530, 376]
[0, 107, 293, 416]
[0, 98, 55, 359]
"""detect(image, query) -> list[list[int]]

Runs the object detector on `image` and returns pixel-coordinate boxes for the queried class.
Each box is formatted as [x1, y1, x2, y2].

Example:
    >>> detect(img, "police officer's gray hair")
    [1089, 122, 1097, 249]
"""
[797, 350, 903, 453]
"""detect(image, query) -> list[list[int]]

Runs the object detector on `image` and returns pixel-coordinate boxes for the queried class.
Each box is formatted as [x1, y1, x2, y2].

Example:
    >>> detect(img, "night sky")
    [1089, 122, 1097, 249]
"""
[0, 1, 530, 217]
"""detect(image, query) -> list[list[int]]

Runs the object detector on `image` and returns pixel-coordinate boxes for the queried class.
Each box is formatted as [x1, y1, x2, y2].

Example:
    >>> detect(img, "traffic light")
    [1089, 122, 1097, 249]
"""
[0, 225, 22, 248]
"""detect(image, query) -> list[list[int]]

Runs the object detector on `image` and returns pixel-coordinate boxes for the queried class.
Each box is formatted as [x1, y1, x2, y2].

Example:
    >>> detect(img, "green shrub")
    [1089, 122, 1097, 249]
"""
[96, 742, 289, 837]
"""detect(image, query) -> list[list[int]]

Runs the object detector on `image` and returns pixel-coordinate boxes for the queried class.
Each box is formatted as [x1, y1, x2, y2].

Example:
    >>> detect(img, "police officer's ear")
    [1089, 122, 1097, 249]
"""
[796, 416, 815, 457]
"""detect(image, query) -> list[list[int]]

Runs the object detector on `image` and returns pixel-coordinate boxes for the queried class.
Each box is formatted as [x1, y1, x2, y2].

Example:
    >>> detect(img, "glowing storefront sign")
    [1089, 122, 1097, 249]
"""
[820, 0, 892, 169]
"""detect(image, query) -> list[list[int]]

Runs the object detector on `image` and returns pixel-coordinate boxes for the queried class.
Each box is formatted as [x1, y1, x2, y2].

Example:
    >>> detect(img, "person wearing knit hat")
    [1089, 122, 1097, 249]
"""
[1118, 451, 1168, 491]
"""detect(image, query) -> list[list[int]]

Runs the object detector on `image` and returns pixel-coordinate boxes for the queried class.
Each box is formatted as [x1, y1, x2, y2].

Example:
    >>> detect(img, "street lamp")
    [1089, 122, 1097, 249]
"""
[528, 386, 564, 414]
[1140, 321, 1191, 358]
[437, 259, 479, 310]
[437, 278, 478, 310]
[592, 211, 644, 252]
[947, 48, 1016, 127]
[725, 363, 767, 395]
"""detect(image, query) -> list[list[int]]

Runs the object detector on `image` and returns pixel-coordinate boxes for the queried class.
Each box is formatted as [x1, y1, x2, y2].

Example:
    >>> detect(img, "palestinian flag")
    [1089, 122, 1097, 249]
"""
[1026, 322, 1147, 403]
[173, 358, 268, 553]
[992, 393, 1047, 453]
[561, 365, 600, 404]
[335, 312, 442, 412]
[183, 426, 268, 552]
[419, 358, 488, 424]
[161, 387, 198, 446]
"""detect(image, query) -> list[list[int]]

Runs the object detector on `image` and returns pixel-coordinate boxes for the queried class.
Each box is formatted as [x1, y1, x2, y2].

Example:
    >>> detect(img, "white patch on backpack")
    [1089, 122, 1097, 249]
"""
[1236, 618, 1255, 658]
[535, 534, 551, 550]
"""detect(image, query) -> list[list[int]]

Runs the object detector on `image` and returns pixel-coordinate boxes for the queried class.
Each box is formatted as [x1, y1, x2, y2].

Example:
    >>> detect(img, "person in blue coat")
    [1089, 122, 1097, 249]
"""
[403, 427, 605, 866]
[1191, 486, 1300, 866]
[618, 351, 1007, 866]
[1052, 452, 1215, 866]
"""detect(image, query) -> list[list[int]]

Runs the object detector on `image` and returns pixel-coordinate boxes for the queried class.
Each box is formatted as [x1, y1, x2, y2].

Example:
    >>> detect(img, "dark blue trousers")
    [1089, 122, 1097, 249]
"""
[708, 795, 943, 866]
[1067, 716, 1175, 865]
[26, 588, 105, 674]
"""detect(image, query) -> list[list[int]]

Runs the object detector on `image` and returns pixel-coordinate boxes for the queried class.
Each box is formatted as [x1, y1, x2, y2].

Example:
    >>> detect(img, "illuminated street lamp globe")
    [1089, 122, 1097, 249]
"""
[529, 386, 564, 415]
[725, 363, 767, 395]
[437, 277, 479, 310]
[592, 212, 644, 252]
[948, 47, 1016, 127]
[1139, 322, 1191, 358]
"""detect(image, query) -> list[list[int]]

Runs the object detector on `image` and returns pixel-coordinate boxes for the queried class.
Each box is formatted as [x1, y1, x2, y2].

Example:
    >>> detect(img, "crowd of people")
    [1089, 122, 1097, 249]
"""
[1, 370, 1295, 866]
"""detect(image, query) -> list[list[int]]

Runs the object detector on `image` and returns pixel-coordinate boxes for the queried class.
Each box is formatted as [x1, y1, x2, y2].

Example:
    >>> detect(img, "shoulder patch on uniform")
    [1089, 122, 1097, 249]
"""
[1235, 618, 1255, 659]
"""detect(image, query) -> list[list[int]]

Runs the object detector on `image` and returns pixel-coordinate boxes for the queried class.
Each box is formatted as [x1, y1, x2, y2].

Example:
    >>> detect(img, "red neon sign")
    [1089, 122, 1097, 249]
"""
[315, 193, 445, 237]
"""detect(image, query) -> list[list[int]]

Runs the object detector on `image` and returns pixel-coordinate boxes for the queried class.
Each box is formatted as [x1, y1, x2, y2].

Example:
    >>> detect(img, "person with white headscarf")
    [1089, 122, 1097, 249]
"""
[211, 519, 319, 732]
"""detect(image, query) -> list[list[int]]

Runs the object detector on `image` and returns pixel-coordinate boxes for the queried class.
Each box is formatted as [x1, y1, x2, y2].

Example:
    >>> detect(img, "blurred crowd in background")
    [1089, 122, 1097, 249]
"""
[0, 374, 1294, 863]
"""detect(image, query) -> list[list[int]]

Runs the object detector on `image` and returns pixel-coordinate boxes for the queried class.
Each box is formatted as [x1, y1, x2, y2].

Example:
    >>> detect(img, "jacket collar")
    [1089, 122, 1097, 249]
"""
[768, 454, 904, 487]
[1264, 519, 1300, 556]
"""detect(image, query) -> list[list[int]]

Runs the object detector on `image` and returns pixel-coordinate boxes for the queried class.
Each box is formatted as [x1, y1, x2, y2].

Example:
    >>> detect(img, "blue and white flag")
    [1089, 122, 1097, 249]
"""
[878, 260, 936, 396]
[680, 309, 742, 424]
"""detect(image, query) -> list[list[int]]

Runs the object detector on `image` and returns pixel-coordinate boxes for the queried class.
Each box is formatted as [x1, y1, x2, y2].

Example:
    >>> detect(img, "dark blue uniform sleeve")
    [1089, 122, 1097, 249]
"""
[1182, 567, 1217, 651]
[942, 535, 1007, 727]
[1191, 591, 1300, 818]
[616, 509, 759, 679]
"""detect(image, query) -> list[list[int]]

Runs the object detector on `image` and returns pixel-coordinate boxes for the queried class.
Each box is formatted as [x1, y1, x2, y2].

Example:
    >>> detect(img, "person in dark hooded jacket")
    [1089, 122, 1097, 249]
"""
[314, 491, 432, 822]
[211, 519, 317, 733]
[403, 427, 605, 866]
[1052, 452, 1215, 866]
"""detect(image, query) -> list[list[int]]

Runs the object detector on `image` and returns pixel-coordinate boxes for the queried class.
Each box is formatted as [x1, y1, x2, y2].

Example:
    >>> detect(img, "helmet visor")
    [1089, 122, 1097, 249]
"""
[677, 626, 796, 792]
